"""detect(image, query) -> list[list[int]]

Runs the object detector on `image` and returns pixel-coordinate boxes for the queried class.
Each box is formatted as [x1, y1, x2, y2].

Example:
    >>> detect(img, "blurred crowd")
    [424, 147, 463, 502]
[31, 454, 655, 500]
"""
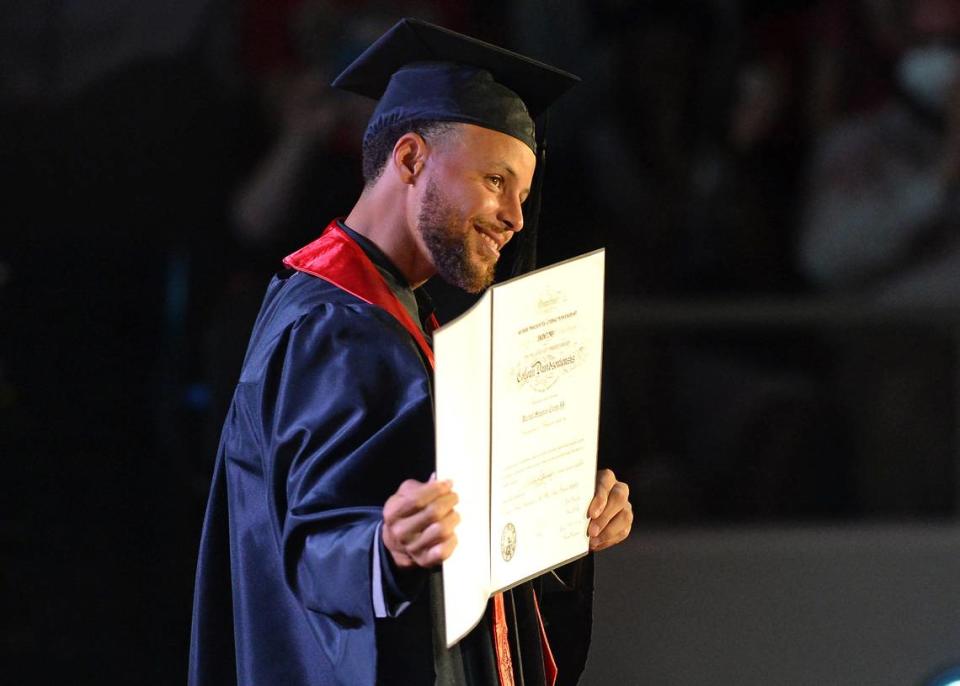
[1, 0, 959, 681]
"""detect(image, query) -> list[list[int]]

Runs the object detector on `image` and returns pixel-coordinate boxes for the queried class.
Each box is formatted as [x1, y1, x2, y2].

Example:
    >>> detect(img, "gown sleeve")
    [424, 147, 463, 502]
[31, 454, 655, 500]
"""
[244, 301, 434, 624]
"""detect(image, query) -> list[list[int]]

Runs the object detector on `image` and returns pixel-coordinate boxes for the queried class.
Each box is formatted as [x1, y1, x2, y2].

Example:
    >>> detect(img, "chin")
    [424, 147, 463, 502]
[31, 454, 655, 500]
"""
[448, 255, 496, 293]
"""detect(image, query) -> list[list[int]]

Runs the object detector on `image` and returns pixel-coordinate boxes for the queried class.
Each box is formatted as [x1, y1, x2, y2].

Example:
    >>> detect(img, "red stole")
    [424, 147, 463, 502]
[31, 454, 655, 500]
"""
[283, 221, 556, 686]
[283, 221, 438, 365]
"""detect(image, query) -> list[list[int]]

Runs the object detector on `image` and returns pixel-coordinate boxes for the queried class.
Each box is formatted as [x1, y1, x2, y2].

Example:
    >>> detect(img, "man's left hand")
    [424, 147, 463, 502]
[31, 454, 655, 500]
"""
[586, 469, 633, 552]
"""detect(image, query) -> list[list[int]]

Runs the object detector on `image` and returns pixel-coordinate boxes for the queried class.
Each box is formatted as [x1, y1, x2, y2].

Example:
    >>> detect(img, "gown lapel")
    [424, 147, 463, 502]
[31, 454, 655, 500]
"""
[283, 221, 436, 367]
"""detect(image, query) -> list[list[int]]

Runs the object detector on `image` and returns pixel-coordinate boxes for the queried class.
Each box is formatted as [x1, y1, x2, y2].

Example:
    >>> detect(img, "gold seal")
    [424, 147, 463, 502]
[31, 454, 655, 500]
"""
[500, 523, 516, 562]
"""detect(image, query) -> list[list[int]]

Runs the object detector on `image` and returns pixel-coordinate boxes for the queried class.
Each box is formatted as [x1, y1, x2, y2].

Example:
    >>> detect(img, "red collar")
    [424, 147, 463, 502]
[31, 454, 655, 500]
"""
[283, 221, 437, 367]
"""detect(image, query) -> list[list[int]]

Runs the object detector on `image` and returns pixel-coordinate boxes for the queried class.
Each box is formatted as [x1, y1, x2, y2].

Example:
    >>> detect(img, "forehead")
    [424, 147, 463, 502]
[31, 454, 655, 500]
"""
[439, 123, 537, 182]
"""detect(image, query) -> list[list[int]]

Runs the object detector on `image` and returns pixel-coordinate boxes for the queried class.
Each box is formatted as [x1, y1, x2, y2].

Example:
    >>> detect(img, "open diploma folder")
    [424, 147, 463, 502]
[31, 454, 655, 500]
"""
[434, 249, 605, 648]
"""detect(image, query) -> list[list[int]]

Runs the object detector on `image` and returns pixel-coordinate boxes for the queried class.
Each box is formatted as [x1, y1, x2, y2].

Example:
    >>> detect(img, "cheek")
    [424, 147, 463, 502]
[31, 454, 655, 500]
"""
[468, 193, 499, 219]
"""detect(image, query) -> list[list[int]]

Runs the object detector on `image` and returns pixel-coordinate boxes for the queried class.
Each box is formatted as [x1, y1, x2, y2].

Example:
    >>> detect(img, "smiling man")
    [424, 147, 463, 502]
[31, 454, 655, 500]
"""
[189, 18, 632, 686]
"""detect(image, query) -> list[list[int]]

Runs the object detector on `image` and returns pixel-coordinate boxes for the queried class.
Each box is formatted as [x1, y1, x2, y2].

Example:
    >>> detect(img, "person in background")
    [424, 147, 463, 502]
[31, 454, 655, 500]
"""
[798, 0, 960, 515]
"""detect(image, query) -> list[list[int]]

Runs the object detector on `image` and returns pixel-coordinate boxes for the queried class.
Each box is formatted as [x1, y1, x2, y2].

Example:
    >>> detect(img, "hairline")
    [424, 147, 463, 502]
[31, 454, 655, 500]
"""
[362, 120, 463, 187]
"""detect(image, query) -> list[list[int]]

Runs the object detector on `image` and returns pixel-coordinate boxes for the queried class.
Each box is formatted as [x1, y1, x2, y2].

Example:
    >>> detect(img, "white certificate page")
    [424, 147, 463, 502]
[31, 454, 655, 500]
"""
[489, 250, 604, 591]
[434, 291, 492, 647]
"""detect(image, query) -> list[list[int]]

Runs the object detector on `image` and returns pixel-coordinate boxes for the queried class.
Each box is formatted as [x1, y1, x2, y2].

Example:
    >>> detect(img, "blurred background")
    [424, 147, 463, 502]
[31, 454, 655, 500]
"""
[2, 0, 959, 683]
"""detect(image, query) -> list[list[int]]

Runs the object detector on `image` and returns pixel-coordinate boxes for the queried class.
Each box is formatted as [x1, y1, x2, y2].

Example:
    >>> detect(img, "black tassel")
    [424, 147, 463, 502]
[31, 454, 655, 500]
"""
[508, 112, 550, 279]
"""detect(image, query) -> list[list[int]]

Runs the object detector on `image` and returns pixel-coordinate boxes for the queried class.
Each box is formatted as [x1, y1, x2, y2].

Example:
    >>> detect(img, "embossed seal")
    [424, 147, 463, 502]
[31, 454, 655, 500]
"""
[500, 523, 516, 562]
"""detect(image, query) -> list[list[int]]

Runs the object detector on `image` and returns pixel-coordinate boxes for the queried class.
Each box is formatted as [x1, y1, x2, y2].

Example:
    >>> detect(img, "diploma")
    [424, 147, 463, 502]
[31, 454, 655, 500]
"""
[434, 249, 604, 647]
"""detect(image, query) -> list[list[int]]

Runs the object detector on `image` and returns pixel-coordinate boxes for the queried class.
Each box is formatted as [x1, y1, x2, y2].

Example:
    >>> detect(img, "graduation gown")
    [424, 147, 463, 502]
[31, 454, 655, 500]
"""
[189, 221, 592, 686]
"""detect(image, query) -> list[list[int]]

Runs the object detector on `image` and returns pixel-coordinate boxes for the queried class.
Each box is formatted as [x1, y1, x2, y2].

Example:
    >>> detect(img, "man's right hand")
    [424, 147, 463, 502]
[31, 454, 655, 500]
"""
[382, 477, 459, 570]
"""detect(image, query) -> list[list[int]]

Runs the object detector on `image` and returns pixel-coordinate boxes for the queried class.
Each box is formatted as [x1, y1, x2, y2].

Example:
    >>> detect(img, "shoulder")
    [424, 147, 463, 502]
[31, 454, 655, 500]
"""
[240, 272, 426, 383]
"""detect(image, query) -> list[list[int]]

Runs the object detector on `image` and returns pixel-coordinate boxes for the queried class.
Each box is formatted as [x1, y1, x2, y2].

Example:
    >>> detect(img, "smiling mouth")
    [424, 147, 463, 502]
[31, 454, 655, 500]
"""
[475, 225, 507, 257]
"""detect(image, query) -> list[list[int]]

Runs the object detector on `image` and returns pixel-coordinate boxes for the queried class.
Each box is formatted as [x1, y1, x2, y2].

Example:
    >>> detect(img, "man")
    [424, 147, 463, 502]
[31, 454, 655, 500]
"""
[189, 19, 632, 686]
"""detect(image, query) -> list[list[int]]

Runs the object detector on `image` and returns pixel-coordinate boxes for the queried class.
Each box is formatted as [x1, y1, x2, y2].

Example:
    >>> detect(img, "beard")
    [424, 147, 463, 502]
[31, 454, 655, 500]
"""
[417, 178, 496, 293]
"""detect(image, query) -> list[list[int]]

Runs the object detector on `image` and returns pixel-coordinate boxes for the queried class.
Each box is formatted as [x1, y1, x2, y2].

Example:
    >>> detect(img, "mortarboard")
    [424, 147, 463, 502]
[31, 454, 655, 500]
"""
[331, 18, 580, 278]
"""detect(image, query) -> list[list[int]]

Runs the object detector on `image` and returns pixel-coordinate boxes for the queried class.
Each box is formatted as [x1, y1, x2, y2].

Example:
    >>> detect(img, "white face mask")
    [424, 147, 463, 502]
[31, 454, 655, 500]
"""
[897, 44, 960, 112]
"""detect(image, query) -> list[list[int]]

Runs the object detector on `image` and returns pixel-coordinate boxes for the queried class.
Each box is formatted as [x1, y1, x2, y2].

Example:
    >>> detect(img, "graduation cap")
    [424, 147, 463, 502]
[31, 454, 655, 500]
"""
[332, 18, 580, 277]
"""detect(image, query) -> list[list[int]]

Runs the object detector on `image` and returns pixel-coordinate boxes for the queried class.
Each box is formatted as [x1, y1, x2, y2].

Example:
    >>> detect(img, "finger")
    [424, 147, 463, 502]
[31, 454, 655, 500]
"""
[400, 476, 451, 502]
[390, 479, 453, 519]
[390, 492, 459, 543]
[415, 533, 458, 568]
[588, 469, 617, 519]
[406, 509, 461, 555]
[590, 503, 633, 552]
[588, 481, 629, 537]
[387, 548, 415, 570]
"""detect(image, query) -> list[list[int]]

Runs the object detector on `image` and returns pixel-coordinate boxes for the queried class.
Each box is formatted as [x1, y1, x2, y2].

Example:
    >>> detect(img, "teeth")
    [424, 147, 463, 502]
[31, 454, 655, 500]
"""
[480, 231, 500, 256]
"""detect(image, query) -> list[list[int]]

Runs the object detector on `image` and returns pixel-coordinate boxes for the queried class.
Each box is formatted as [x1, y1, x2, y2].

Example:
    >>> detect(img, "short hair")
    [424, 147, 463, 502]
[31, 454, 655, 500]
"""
[361, 120, 458, 185]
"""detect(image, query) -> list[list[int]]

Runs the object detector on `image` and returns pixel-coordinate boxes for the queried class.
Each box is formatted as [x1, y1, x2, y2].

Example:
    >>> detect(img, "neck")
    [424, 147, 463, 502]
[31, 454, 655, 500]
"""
[344, 182, 434, 288]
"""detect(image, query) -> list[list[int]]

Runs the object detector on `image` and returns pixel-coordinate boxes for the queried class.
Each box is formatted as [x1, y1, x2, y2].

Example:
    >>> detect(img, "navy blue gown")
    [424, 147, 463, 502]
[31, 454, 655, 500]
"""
[189, 223, 592, 686]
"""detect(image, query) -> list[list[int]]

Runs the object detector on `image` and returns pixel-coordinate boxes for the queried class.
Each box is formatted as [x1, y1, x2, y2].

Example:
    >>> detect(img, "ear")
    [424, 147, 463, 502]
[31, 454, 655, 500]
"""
[391, 132, 428, 185]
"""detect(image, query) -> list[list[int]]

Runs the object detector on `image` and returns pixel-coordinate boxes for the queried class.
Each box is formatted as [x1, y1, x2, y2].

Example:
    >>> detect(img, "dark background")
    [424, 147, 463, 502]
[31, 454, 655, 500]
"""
[2, 0, 958, 683]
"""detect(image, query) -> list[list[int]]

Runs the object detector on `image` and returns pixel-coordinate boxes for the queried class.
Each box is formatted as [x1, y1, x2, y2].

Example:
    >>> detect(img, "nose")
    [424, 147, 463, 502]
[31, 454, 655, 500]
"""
[498, 193, 524, 233]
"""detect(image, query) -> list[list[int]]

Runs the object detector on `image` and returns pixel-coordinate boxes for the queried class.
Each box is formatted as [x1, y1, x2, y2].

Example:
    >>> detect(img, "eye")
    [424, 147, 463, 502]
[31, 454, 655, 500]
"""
[487, 175, 504, 189]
